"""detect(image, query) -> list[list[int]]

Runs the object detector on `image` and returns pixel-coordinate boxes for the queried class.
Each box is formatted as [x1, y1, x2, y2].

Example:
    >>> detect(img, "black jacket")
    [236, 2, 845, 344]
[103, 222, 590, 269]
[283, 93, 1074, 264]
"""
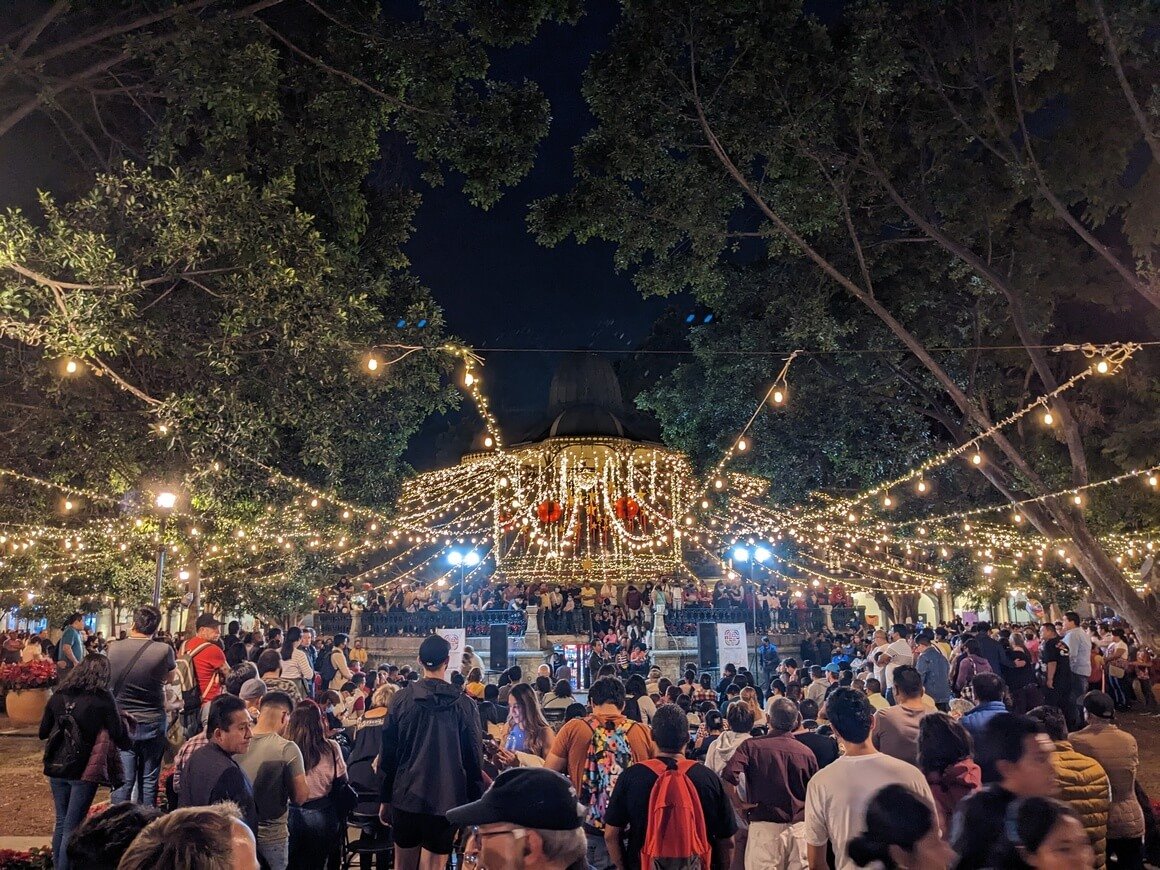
[40, 687, 131, 780]
[951, 784, 1015, 870]
[380, 678, 484, 815]
[974, 633, 1012, 675]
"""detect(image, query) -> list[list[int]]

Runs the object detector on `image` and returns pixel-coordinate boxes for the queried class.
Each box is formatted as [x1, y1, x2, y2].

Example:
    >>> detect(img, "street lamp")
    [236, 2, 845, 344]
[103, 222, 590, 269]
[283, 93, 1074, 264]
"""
[152, 490, 177, 607]
[448, 549, 480, 628]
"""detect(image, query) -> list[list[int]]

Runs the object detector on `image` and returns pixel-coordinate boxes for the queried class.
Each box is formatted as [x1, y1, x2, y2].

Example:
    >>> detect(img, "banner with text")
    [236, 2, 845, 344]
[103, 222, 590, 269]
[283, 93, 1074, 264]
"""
[436, 628, 466, 664]
[716, 623, 748, 671]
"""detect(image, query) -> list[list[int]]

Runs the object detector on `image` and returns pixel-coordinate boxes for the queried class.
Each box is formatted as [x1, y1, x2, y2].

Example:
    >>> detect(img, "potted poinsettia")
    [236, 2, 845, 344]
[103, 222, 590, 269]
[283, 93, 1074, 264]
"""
[0, 659, 58, 724]
[0, 846, 52, 869]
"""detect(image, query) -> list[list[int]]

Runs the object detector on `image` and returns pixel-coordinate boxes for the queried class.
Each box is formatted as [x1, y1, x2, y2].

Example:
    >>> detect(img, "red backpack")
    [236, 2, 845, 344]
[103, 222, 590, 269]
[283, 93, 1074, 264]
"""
[639, 758, 712, 870]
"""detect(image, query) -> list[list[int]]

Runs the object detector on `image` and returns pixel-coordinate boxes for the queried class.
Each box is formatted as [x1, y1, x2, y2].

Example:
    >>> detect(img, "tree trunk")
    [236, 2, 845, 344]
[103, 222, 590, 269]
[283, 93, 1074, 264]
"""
[873, 593, 896, 626]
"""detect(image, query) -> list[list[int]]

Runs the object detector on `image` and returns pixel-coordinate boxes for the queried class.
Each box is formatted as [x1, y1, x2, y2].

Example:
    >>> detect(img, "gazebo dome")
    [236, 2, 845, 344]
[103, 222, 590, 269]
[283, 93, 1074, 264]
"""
[547, 352, 625, 415]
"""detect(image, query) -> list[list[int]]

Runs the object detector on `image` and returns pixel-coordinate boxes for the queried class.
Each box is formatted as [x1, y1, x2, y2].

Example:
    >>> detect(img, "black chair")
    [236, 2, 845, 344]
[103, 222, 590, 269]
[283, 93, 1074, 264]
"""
[342, 794, 393, 870]
[542, 707, 567, 730]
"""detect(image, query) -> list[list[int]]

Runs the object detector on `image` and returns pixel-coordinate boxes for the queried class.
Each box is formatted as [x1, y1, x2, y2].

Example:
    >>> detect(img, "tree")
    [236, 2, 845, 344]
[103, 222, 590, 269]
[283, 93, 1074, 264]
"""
[0, 0, 579, 615]
[532, 1, 1160, 640]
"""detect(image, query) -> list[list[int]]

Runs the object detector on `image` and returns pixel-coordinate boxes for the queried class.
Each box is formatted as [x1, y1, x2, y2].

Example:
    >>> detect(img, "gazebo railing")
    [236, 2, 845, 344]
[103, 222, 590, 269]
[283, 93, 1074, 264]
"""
[359, 610, 527, 638]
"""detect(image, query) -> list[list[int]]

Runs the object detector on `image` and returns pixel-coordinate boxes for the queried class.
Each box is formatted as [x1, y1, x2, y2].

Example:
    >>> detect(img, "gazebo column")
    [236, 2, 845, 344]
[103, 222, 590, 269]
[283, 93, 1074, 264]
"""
[653, 599, 670, 650]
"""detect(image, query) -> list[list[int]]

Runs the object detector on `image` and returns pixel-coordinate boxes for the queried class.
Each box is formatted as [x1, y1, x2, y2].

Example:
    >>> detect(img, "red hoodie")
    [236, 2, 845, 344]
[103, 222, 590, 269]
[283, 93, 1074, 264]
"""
[926, 758, 983, 839]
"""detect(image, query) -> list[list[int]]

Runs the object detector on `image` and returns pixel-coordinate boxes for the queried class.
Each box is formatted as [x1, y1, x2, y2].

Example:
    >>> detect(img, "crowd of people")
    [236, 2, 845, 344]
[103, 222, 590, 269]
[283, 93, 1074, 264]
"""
[315, 576, 854, 636]
[20, 599, 1160, 870]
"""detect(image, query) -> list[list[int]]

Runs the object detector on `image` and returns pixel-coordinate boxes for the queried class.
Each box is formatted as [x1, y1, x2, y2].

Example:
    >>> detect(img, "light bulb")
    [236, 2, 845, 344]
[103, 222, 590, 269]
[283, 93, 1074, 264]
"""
[971, 452, 983, 465]
[484, 436, 494, 448]
[366, 357, 379, 372]
[1012, 513, 1023, 523]
[772, 389, 785, 405]
[64, 500, 74, 512]
[64, 359, 78, 374]
[464, 372, 475, 386]
[714, 479, 724, 490]
[882, 495, 892, 507]
[916, 480, 927, 493]
[737, 438, 748, 452]
[1149, 475, 1158, 488]
[1073, 495, 1083, 506]
[1042, 411, 1054, 426]
[1096, 360, 1109, 374]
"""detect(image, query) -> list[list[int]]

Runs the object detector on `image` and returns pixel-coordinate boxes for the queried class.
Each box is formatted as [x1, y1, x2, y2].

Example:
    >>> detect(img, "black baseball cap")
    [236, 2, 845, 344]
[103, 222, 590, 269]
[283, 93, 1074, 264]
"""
[418, 634, 451, 669]
[446, 768, 583, 830]
[195, 613, 221, 629]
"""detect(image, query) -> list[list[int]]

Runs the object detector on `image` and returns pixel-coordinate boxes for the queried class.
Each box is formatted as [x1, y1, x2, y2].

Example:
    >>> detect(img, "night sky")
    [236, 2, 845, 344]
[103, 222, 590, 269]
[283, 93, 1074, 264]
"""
[401, 0, 683, 468]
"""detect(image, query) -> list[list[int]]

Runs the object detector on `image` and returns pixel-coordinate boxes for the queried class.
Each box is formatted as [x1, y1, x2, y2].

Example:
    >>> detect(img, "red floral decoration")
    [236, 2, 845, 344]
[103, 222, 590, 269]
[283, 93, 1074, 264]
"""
[0, 660, 58, 691]
[0, 847, 52, 869]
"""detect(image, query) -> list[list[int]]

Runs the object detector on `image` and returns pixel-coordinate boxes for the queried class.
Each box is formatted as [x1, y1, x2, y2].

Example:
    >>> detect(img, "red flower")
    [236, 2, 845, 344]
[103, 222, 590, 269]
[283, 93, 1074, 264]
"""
[0, 660, 58, 691]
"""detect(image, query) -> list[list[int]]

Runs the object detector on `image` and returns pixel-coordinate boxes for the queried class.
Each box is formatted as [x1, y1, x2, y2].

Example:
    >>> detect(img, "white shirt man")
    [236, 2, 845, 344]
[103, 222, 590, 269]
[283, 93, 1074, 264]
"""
[805, 688, 937, 870]
[875, 625, 914, 696]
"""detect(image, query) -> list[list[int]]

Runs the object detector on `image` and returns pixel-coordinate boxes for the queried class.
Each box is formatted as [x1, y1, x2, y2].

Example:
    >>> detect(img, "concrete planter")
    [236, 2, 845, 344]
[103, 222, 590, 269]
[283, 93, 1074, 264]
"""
[5, 687, 52, 725]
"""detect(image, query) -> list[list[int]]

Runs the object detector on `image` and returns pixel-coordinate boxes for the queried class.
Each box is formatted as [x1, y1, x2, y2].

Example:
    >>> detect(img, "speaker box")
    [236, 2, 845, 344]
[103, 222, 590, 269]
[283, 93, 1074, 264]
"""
[489, 623, 509, 671]
[698, 622, 718, 670]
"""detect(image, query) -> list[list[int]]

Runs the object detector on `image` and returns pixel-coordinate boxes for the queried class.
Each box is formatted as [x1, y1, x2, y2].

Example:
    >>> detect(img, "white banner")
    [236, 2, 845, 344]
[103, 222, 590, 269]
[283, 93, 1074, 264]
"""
[436, 628, 466, 663]
[716, 623, 748, 671]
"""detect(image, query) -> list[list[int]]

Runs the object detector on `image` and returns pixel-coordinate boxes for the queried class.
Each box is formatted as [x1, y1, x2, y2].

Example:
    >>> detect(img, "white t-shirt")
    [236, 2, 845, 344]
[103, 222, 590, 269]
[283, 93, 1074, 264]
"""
[804, 752, 937, 870]
[880, 638, 914, 689]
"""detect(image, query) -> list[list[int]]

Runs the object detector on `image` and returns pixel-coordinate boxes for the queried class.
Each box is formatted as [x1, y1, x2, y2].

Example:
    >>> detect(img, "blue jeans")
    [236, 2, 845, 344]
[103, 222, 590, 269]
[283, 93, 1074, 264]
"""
[586, 831, 613, 870]
[258, 837, 289, 870]
[111, 720, 168, 808]
[290, 803, 342, 869]
[49, 778, 98, 870]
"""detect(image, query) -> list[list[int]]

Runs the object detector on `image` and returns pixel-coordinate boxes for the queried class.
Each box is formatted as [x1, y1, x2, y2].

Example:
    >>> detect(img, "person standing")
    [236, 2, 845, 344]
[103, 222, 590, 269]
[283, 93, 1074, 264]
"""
[40, 654, 132, 870]
[1063, 612, 1093, 726]
[56, 612, 85, 673]
[873, 625, 913, 704]
[1025, 704, 1110, 869]
[723, 698, 818, 869]
[757, 636, 780, 690]
[950, 714, 1057, 870]
[545, 675, 655, 870]
[1039, 622, 1073, 720]
[276, 627, 314, 700]
[917, 714, 980, 843]
[604, 704, 736, 870]
[448, 767, 588, 870]
[236, 691, 308, 870]
[287, 704, 348, 870]
[328, 633, 354, 691]
[959, 673, 1010, 746]
[179, 694, 258, 832]
[803, 689, 937, 870]
[914, 630, 951, 711]
[872, 665, 930, 767]
[108, 604, 176, 809]
[182, 613, 229, 732]
[1070, 692, 1145, 870]
[379, 634, 485, 870]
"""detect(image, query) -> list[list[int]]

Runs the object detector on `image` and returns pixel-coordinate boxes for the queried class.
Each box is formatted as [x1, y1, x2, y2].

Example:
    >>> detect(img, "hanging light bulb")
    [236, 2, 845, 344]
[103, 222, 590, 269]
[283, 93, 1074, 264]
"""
[916, 479, 927, 494]
[971, 452, 983, 466]
[771, 389, 785, 405]
[1012, 513, 1023, 524]
[366, 356, 380, 372]
[64, 359, 79, 374]
[464, 371, 476, 386]
[737, 438, 748, 452]
[882, 495, 892, 508]
[1095, 359, 1109, 374]
[484, 436, 494, 448]
[1042, 410, 1054, 426]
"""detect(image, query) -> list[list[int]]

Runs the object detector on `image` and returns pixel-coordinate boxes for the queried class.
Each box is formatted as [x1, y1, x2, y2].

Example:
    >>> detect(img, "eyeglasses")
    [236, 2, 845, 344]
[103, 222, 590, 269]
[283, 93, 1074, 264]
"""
[461, 826, 528, 866]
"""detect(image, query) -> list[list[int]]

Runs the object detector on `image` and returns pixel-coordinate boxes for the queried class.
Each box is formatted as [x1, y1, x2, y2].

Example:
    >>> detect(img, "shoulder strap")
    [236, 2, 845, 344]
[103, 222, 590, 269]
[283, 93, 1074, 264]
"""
[113, 639, 154, 701]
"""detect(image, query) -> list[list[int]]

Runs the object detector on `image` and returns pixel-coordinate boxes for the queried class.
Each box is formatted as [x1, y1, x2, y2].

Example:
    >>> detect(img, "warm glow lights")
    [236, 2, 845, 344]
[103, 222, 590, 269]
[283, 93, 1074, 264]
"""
[154, 491, 177, 510]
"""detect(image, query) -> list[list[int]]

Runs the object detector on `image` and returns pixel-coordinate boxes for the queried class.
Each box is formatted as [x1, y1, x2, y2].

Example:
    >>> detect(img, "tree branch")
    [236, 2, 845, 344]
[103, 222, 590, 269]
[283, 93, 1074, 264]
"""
[1091, 0, 1160, 165]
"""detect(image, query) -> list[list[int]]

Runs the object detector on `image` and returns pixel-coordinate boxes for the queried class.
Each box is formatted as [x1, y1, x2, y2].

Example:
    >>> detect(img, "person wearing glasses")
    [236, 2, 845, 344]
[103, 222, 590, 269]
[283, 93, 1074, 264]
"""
[447, 767, 586, 870]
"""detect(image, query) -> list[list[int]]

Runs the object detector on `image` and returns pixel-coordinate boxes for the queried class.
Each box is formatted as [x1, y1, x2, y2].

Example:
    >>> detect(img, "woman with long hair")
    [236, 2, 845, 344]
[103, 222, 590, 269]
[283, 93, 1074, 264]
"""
[848, 784, 953, 869]
[739, 686, 767, 729]
[277, 627, 314, 699]
[287, 703, 347, 869]
[917, 713, 981, 841]
[501, 683, 554, 761]
[465, 666, 485, 699]
[40, 653, 132, 870]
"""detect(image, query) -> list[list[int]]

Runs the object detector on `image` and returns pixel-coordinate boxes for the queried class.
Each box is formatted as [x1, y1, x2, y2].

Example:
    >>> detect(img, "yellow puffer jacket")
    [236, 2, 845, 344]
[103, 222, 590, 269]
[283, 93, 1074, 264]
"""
[1052, 740, 1110, 870]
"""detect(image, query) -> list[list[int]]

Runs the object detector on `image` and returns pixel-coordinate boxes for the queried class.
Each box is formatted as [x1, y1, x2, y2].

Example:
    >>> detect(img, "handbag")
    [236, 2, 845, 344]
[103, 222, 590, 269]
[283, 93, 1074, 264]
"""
[304, 743, 358, 818]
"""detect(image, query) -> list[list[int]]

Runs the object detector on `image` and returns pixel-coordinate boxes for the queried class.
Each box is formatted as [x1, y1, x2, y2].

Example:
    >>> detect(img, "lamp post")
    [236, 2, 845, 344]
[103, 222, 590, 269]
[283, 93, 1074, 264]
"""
[152, 490, 177, 608]
[448, 549, 480, 629]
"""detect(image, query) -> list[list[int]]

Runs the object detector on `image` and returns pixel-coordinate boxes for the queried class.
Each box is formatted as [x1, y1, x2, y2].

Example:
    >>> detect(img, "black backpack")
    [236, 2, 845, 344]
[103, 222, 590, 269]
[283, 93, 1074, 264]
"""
[317, 645, 337, 684]
[44, 701, 87, 778]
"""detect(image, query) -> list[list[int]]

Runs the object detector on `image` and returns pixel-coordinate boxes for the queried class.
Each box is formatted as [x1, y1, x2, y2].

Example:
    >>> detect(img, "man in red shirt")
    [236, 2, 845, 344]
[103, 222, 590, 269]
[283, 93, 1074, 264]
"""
[184, 613, 228, 731]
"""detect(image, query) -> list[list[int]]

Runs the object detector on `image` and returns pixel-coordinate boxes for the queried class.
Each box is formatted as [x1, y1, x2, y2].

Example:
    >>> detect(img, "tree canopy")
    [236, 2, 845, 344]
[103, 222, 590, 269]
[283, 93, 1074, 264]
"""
[532, 0, 1160, 637]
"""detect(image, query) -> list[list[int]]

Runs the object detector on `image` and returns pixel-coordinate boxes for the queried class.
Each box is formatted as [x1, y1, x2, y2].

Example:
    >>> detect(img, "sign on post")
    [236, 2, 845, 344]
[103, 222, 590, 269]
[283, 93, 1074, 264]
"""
[436, 628, 466, 665]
